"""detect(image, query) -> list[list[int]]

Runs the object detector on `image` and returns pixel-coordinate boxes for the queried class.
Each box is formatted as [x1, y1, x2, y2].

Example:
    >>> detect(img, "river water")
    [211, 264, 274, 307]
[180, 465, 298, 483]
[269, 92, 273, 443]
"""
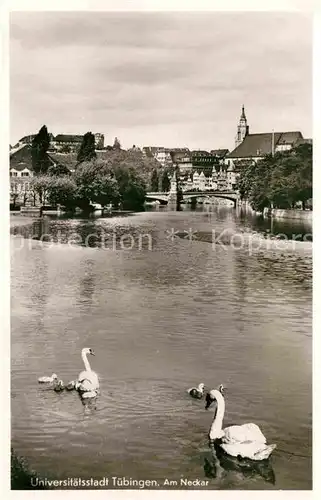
[11, 206, 312, 490]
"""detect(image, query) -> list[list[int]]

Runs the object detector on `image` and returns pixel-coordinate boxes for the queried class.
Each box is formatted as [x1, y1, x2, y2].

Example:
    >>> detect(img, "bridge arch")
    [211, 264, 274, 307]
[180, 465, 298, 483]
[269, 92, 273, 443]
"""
[182, 191, 239, 207]
[145, 190, 239, 207]
[145, 193, 169, 204]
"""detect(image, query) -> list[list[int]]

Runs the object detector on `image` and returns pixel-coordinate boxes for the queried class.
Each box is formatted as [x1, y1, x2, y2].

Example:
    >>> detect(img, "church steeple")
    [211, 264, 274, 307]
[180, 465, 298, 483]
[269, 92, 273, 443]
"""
[235, 105, 249, 148]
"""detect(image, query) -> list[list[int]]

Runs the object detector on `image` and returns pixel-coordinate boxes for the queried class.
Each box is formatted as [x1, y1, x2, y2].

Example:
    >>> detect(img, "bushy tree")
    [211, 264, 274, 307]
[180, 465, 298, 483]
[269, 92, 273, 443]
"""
[74, 161, 119, 209]
[30, 175, 77, 208]
[46, 177, 77, 208]
[31, 125, 51, 174]
[113, 165, 146, 210]
[77, 132, 97, 163]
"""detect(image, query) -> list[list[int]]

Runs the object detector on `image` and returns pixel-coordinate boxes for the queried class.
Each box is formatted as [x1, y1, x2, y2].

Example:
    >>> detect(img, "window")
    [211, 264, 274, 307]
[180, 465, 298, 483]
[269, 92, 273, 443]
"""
[10, 171, 18, 177]
[21, 171, 30, 176]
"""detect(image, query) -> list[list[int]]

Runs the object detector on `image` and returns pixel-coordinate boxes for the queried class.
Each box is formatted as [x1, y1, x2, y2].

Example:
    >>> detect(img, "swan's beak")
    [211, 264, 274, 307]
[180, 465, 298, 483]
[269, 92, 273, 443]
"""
[90, 350, 95, 356]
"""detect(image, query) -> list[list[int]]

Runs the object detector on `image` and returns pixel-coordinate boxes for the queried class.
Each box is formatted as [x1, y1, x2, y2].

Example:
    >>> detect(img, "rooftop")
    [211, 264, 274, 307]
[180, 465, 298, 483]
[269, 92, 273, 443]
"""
[228, 131, 303, 158]
[211, 149, 230, 158]
[54, 134, 84, 143]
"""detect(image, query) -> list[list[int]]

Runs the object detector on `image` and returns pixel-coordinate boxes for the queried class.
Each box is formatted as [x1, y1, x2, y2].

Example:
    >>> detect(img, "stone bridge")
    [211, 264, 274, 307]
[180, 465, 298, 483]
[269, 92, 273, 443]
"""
[146, 190, 240, 207]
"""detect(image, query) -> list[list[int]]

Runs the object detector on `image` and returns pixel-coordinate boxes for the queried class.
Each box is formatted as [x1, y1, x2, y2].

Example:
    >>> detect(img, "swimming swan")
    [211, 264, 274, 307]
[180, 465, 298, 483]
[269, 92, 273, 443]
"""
[187, 383, 205, 399]
[38, 373, 58, 383]
[205, 388, 276, 461]
[77, 348, 99, 394]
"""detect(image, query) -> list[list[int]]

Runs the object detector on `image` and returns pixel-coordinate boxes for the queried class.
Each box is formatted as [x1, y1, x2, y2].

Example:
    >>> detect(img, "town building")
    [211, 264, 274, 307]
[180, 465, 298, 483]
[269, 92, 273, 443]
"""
[171, 150, 193, 173]
[210, 149, 230, 161]
[9, 143, 69, 207]
[51, 133, 104, 152]
[180, 166, 226, 193]
[142, 146, 190, 168]
[14, 132, 105, 153]
[225, 105, 311, 190]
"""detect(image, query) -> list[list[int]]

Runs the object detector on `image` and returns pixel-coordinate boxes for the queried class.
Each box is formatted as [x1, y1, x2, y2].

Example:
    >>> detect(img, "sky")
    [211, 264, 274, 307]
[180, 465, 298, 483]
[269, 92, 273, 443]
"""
[10, 11, 312, 151]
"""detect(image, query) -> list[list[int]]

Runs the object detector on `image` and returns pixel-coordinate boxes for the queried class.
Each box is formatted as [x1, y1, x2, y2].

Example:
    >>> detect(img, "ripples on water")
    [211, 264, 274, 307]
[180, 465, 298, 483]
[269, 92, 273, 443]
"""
[11, 208, 312, 489]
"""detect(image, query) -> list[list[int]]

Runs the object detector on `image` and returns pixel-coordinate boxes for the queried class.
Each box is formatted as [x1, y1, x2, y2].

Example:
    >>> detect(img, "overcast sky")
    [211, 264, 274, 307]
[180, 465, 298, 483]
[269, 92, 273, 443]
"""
[10, 11, 312, 151]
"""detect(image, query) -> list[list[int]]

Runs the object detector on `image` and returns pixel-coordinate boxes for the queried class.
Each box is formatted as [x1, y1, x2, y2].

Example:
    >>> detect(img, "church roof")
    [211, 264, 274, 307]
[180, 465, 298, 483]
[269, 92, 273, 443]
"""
[228, 131, 303, 158]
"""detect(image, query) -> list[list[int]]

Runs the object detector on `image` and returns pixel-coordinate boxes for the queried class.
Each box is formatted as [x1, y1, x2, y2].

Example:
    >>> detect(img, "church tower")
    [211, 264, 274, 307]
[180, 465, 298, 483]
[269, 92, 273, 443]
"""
[235, 105, 249, 148]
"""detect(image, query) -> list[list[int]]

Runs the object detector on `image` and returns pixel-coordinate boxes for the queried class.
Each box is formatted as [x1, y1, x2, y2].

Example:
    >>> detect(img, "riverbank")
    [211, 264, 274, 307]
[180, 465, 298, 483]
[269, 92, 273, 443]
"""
[270, 208, 312, 222]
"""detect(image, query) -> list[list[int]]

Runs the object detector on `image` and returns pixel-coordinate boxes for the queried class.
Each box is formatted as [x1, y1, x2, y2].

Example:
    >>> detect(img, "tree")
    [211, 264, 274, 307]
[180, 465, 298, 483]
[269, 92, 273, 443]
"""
[113, 165, 146, 210]
[161, 170, 171, 192]
[74, 161, 119, 209]
[31, 125, 51, 174]
[77, 132, 97, 163]
[30, 175, 51, 205]
[113, 137, 121, 150]
[150, 169, 159, 191]
[236, 144, 312, 212]
[46, 176, 77, 209]
[69, 150, 152, 211]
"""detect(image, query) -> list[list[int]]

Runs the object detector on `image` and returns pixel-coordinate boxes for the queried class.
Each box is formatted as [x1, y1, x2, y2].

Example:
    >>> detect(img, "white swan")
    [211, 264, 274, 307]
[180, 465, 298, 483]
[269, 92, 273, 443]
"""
[38, 373, 58, 383]
[205, 388, 276, 461]
[187, 383, 205, 399]
[77, 348, 99, 393]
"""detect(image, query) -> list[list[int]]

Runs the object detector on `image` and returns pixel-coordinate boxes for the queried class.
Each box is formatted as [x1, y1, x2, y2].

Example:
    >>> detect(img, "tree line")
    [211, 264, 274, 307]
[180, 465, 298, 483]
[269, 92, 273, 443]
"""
[236, 143, 312, 212]
[29, 126, 164, 211]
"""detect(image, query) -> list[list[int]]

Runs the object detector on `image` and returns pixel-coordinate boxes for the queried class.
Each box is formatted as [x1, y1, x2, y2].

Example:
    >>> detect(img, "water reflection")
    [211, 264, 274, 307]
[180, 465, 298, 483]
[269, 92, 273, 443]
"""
[78, 260, 96, 305]
[236, 208, 312, 241]
[203, 446, 276, 485]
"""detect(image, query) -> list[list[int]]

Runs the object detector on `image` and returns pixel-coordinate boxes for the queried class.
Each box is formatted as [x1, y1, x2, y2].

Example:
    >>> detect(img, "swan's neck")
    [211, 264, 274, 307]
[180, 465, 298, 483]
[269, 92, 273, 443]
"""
[210, 392, 225, 440]
[82, 350, 91, 372]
